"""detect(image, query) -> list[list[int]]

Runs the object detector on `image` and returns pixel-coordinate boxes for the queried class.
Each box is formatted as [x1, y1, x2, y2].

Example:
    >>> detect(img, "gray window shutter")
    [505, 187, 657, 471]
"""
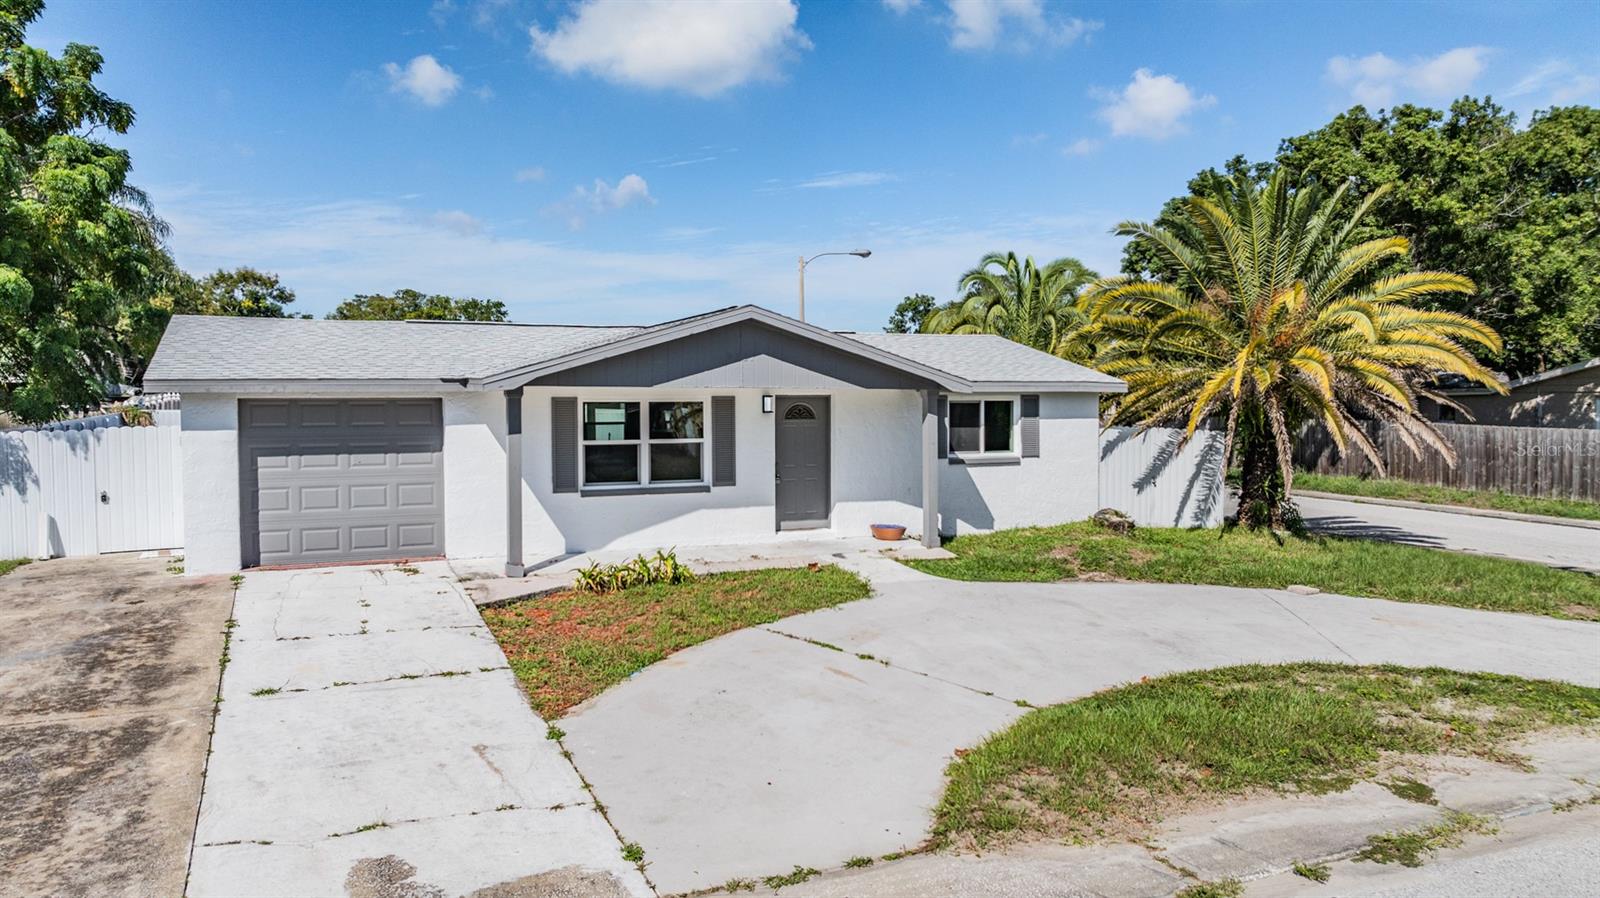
[711, 395, 736, 486]
[1020, 394, 1040, 458]
[937, 395, 948, 460]
[551, 396, 578, 493]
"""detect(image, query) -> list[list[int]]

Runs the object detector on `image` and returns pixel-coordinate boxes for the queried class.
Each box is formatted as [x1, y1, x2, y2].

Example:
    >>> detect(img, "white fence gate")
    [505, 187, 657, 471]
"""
[0, 412, 184, 558]
[1099, 426, 1226, 528]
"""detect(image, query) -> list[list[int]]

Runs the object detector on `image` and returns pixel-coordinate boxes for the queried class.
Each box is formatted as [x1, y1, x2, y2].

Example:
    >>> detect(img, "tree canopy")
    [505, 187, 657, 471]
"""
[885, 293, 939, 333]
[1124, 98, 1600, 376]
[0, 0, 166, 421]
[327, 289, 509, 322]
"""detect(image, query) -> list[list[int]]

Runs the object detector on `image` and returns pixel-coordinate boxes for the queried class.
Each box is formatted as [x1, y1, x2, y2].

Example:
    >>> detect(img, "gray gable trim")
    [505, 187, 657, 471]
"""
[480, 305, 971, 391]
[527, 319, 942, 391]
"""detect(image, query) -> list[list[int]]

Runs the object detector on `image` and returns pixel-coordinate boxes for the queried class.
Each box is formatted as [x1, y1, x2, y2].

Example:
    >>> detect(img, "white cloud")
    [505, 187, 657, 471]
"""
[882, 0, 921, 12]
[514, 166, 547, 183]
[432, 210, 484, 235]
[1508, 60, 1600, 105]
[153, 188, 1127, 331]
[945, 0, 1099, 51]
[382, 55, 463, 106]
[576, 173, 654, 211]
[1062, 138, 1100, 156]
[1325, 46, 1490, 108]
[798, 171, 895, 189]
[530, 0, 810, 97]
[1094, 69, 1215, 139]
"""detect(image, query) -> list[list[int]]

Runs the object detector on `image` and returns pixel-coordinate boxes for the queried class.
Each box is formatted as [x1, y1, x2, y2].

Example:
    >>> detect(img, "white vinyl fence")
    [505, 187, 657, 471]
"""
[1099, 426, 1226, 528]
[0, 412, 183, 558]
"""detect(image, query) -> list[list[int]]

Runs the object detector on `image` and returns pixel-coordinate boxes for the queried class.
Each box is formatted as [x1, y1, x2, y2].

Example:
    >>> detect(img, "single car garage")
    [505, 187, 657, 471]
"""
[238, 398, 445, 567]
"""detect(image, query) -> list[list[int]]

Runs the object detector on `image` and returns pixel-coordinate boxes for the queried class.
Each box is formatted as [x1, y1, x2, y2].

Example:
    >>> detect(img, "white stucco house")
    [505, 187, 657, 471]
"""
[143, 305, 1129, 575]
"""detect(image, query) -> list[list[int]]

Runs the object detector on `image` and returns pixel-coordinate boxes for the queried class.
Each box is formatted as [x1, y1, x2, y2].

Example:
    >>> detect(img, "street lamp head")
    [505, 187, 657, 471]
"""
[851, 249, 872, 258]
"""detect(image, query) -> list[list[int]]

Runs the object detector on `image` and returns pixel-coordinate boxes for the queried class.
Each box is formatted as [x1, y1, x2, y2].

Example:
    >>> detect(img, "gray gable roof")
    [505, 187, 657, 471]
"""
[144, 306, 1125, 394]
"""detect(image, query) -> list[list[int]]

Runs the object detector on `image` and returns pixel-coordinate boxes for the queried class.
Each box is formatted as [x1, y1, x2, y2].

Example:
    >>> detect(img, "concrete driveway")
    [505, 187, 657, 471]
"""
[0, 555, 233, 898]
[1295, 493, 1599, 572]
[188, 562, 649, 898]
[559, 559, 1600, 894]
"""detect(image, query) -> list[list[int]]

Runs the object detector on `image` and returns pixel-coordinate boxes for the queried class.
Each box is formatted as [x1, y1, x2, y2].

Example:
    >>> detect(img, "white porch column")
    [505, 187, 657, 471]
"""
[504, 387, 525, 577]
[921, 387, 940, 548]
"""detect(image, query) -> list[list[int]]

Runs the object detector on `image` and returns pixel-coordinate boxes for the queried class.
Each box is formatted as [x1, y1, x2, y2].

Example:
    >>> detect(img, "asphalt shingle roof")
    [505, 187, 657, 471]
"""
[843, 332, 1121, 387]
[145, 315, 646, 382]
[145, 308, 1124, 391]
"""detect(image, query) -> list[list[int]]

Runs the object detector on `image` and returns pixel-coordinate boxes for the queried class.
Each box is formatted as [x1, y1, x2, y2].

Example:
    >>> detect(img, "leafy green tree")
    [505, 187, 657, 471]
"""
[175, 267, 302, 318]
[1087, 171, 1504, 529]
[925, 252, 1099, 363]
[885, 293, 938, 333]
[327, 288, 509, 321]
[1127, 99, 1600, 375]
[0, 0, 167, 421]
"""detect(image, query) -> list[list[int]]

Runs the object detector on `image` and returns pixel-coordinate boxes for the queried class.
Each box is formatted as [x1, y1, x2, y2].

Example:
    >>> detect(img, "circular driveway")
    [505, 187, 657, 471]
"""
[558, 563, 1600, 894]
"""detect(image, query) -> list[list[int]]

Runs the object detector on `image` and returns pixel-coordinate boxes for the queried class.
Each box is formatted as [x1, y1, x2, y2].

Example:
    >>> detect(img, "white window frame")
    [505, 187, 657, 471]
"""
[946, 395, 1020, 461]
[579, 397, 710, 489]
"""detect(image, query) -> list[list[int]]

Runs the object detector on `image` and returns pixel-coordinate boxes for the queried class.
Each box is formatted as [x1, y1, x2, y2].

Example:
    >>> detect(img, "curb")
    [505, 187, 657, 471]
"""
[1296, 490, 1600, 531]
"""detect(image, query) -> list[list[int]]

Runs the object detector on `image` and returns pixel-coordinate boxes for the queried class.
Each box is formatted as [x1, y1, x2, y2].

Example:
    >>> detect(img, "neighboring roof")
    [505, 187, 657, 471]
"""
[144, 305, 1126, 394]
[1438, 356, 1598, 395]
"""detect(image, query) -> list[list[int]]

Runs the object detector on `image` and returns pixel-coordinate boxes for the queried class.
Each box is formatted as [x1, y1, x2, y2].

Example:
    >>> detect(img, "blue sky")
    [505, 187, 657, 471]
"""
[34, 0, 1600, 331]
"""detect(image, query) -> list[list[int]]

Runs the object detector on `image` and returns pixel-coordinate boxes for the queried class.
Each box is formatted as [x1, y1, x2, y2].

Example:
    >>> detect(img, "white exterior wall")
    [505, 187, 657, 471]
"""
[939, 393, 1100, 535]
[179, 394, 242, 574]
[175, 386, 1122, 573]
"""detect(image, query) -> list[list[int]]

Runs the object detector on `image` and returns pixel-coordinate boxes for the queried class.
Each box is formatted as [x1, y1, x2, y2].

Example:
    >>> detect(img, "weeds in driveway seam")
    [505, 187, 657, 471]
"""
[843, 855, 874, 868]
[720, 878, 756, 893]
[1292, 860, 1331, 882]
[620, 842, 645, 864]
[1382, 777, 1438, 804]
[1174, 879, 1243, 898]
[762, 866, 820, 889]
[249, 687, 280, 697]
[1356, 811, 1497, 867]
[546, 724, 565, 741]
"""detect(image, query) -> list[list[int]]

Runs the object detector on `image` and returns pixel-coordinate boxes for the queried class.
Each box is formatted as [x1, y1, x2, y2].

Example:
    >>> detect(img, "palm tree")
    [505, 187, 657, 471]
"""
[1084, 171, 1505, 529]
[924, 252, 1099, 364]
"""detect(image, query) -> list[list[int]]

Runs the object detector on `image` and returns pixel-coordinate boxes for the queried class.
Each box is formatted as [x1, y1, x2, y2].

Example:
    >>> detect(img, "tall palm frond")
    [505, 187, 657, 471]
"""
[924, 251, 1099, 364]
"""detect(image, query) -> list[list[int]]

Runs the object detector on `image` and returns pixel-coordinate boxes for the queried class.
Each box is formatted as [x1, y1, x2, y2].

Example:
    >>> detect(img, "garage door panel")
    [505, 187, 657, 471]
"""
[239, 399, 444, 567]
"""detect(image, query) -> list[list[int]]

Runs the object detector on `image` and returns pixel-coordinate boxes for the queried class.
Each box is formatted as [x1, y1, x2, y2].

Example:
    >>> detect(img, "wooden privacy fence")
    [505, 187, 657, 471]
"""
[1294, 421, 1600, 502]
[0, 411, 184, 558]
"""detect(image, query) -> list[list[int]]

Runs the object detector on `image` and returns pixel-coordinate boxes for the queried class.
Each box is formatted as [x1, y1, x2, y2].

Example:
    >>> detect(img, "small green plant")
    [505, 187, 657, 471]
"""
[229, 573, 244, 587]
[1175, 879, 1243, 898]
[621, 842, 645, 864]
[250, 687, 281, 697]
[1293, 861, 1331, 882]
[844, 855, 874, 868]
[762, 865, 820, 889]
[1382, 777, 1438, 804]
[546, 724, 566, 741]
[721, 878, 756, 893]
[574, 549, 696, 593]
[166, 563, 185, 574]
[394, 564, 421, 575]
[1357, 812, 1496, 867]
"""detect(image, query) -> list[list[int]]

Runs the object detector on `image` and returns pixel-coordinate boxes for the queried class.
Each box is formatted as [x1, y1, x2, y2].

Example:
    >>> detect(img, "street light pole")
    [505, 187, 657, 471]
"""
[797, 249, 872, 322]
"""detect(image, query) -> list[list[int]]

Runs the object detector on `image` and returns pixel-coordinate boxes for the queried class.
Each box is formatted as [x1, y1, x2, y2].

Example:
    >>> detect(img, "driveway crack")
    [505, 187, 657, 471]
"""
[1263, 591, 1358, 663]
[759, 626, 1029, 708]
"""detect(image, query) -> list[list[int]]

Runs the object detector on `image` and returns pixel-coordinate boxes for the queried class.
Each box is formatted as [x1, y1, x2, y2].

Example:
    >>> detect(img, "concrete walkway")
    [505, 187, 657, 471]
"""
[558, 560, 1600, 894]
[1296, 493, 1600, 572]
[188, 562, 650, 898]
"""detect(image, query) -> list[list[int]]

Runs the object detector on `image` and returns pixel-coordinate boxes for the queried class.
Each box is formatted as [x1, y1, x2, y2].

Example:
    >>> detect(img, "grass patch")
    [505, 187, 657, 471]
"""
[483, 565, 872, 718]
[907, 521, 1600, 620]
[0, 557, 30, 577]
[1355, 811, 1497, 867]
[843, 855, 874, 868]
[1295, 472, 1600, 522]
[934, 663, 1600, 848]
[762, 866, 820, 889]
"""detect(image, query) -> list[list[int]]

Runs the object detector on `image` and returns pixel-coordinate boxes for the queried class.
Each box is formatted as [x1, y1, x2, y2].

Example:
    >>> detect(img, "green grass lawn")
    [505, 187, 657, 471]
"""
[906, 522, 1600, 620]
[0, 558, 29, 577]
[1295, 472, 1600, 522]
[935, 663, 1600, 847]
[483, 565, 871, 718]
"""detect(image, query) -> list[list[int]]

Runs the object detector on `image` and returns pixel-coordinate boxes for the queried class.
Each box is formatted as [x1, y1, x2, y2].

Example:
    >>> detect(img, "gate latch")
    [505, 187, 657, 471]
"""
[99, 491, 109, 504]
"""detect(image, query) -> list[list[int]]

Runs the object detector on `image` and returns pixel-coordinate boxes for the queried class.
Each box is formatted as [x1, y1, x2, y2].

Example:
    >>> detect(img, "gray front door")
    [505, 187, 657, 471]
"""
[775, 396, 830, 530]
[238, 399, 445, 567]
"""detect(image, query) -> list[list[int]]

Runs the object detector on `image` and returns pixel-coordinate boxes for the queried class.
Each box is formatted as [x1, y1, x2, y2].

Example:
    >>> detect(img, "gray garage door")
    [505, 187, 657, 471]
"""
[238, 399, 445, 567]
